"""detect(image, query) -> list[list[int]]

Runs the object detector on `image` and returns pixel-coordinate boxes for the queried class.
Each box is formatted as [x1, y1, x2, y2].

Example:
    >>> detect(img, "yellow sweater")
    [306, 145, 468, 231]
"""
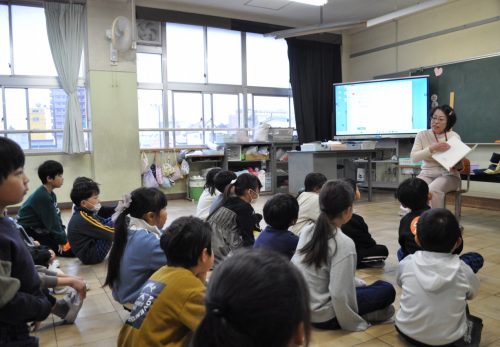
[118, 266, 206, 347]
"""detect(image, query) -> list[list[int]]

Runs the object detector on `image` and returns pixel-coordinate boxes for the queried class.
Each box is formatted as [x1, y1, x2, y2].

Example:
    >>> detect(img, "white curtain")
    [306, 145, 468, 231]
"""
[44, 2, 86, 154]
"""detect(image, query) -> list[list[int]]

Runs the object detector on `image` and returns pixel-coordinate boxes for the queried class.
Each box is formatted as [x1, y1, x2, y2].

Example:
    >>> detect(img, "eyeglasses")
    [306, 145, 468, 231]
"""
[431, 117, 446, 123]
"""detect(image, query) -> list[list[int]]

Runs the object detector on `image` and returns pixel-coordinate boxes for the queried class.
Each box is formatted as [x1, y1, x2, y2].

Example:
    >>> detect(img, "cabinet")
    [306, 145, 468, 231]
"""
[222, 142, 298, 194]
[354, 138, 414, 189]
[185, 153, 225, 200]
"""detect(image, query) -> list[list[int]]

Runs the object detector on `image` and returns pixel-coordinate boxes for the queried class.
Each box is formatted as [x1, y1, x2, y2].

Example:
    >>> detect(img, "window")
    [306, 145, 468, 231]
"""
[11, 5, 57, 76]
[2, 87, 88, 150]
[137, 53, 162, 84]
[207, 28, 242, 85]
[137, 22, 294, 148]
[250, 95, 293, 128]
[166, 23, 205, 83]
[246, 33, 290, 88]
[0, 4, 88, 151]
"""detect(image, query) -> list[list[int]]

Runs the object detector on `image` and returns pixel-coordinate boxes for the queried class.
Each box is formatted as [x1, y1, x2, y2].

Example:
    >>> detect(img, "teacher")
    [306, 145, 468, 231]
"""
[410, 105, 461, 208]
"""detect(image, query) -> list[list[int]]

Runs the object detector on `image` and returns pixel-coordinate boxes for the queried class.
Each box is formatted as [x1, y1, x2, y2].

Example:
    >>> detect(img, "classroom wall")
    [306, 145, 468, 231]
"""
[342, 0, 500, 199]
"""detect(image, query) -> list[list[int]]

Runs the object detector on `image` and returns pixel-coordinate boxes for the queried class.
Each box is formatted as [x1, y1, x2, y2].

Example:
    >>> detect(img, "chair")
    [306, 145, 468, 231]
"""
[445, 158, 471, 222]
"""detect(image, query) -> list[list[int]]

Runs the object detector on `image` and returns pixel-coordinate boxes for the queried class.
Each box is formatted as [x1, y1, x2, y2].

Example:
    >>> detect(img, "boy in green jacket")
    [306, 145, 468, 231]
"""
[17, 160, 73, 256]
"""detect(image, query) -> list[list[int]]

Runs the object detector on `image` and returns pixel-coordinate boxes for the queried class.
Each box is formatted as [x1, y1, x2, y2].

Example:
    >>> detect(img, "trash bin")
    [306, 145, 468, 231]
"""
[189, 176, 205, 202]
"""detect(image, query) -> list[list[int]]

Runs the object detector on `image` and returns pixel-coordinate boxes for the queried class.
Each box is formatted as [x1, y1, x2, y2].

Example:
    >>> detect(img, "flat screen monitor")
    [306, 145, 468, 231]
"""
[334, 76, 429, 139]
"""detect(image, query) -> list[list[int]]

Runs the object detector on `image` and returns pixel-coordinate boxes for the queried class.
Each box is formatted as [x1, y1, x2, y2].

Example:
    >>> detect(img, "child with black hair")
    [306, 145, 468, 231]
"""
[208, 170, 237, 215]
[341, 178, 388, 268]
[104, 187, 168, 305]
[118, 216, 213, 346]
[396, 178, 483, 273]
[254, 193, 299, 260]
[196, 167, 222, 219]
[192, 249, 310, 347]
[0, 137, 52, 346]
[292, 180, 395, 331]
[396, 208, 481, 346]
[17, 160, 73, 257]
[290, 172, 327, 235]
[67, 177, 115, 265]
[206, 173, 262, 266]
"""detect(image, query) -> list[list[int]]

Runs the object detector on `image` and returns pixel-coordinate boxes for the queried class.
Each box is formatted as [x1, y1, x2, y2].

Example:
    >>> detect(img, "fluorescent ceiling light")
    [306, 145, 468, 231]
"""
[265, 21, 365, 39]
[367, 0, 449, 27]
[289, 0, 328, 6]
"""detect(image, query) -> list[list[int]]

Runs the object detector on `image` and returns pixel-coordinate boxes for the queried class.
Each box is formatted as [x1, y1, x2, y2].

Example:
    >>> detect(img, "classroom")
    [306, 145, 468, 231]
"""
[1, 0, 499, 346]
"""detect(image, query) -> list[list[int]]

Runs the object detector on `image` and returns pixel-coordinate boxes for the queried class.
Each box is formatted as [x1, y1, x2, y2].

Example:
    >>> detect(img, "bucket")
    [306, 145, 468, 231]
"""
[189, 177, 206, 202]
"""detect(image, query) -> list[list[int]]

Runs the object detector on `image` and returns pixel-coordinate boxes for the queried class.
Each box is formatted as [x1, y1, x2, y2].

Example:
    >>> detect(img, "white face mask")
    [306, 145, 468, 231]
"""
[89, 202, 102, 213]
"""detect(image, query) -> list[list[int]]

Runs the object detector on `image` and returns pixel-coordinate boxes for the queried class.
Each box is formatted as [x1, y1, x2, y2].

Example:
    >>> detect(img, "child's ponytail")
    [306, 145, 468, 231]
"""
[104, 188, 167, 289]
[299, 180, 354, 268]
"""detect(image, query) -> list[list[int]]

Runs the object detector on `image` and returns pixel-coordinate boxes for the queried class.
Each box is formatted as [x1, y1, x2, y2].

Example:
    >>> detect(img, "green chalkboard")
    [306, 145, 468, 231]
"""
[412, 55, 500, 143]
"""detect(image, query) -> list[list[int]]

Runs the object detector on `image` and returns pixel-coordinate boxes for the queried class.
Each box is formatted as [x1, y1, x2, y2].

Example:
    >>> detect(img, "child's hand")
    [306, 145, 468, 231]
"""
[70, 277, 87, 300]
[49, 249, 56, 263]
[33, 240, 40, 247]
[30, 321, 42, 332]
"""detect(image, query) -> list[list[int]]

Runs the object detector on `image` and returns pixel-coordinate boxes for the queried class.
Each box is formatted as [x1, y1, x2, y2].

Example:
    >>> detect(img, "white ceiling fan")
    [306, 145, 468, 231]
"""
[265, 0, 450, 39]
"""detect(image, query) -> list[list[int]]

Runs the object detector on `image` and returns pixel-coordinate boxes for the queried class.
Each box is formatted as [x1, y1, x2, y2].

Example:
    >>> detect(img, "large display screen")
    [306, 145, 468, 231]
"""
[334, 76, 429, 139]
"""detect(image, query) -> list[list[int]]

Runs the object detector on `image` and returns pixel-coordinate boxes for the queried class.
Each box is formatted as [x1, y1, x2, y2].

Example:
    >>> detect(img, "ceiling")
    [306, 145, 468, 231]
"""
[139, 0, 439, 29]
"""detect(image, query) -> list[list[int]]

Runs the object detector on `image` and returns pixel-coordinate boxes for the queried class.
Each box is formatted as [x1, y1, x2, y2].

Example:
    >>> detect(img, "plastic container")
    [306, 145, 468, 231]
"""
[189, 176, 206, 202]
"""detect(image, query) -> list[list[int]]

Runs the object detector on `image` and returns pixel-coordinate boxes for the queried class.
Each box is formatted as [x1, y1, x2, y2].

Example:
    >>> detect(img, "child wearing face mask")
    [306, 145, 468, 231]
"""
[67, 177, 115, 265]
[206, 173, 262, 266]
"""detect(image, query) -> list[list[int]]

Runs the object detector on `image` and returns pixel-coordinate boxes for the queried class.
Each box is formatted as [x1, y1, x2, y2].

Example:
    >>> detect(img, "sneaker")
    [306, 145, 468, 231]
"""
[62, 287, 83, 323]
[362, 305, 395, 323]
[53, 286, 68, 295]
[48, 259, 60, 270]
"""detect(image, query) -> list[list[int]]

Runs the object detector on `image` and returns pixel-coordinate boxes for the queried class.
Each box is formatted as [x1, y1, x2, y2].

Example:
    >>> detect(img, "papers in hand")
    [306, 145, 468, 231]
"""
[431, 137, 478, 171]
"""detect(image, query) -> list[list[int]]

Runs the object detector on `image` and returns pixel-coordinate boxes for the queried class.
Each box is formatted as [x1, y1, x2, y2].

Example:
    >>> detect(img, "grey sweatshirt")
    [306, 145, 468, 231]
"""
[291, 224, 369, 331]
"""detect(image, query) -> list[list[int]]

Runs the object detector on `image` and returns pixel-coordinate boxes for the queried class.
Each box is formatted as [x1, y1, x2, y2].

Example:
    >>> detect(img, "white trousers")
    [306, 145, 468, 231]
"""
[417, 174, 461, 208]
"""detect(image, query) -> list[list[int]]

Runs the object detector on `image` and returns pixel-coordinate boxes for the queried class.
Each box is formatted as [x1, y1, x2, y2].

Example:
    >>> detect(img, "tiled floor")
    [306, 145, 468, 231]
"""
[34, 191, 500, 346]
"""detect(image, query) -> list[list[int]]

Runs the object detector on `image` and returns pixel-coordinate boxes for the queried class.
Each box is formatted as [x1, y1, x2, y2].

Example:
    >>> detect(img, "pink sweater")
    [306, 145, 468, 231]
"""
[411, 129, 460, 178]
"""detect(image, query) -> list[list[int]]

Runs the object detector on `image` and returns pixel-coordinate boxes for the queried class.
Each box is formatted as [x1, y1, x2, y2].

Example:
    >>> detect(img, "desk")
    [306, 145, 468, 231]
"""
[288, 149, 378, 201]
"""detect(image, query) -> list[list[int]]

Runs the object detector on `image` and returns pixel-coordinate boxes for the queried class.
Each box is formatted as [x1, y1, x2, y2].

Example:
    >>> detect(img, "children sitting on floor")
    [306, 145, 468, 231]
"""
[118, 216, 212, 346]
[104, 187, 168, 306]
[292, 180, 395, 332]
[396, 208, 482, 346]
[396, 177, 483, 273]
[17, 160, 73, 257]
[254, 193, 299, 260]
[192, 249, 311, 347]
[208, 170, 237, 215]
[67, 177, 115, 265]
[0, 137, 52, 346]
[206, 173, 262, 266]
[341, 178, 389, 268]
[196, 167, 222, 219]
[290, 172, 327, 235]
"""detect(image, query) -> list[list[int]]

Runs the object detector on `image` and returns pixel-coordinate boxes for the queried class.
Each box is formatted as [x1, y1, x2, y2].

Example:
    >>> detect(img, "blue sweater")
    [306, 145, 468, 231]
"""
[0, 217, 52, 343]
[254, 226, 299, 260]
[111, 218, 167, 305]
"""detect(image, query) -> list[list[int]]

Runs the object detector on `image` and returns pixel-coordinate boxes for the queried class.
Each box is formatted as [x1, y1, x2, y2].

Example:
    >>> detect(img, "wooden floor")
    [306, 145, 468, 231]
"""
[34, 191, 500, 347]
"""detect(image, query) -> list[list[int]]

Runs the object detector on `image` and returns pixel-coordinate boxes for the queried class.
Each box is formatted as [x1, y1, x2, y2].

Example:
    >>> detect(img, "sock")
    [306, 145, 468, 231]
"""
[51, 299, 70, 319]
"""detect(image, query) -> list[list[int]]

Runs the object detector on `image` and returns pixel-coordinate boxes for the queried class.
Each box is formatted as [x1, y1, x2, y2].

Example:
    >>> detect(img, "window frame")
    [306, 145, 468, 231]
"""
[137, 22, 295, 149]
[0, 3, 90, 153]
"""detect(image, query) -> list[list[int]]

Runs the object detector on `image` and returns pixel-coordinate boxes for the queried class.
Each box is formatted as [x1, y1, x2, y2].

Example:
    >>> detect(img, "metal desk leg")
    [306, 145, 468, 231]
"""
[367, 156, 372, 202]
